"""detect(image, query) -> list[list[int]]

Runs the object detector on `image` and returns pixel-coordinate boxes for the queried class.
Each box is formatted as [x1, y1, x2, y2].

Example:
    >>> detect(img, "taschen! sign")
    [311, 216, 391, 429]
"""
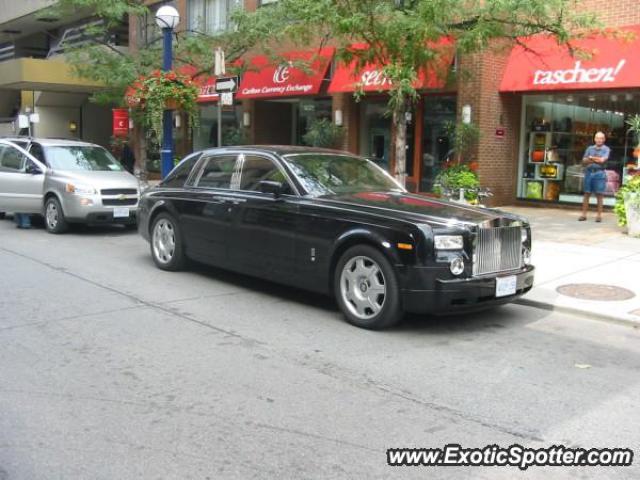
[500, 25, 640, 92]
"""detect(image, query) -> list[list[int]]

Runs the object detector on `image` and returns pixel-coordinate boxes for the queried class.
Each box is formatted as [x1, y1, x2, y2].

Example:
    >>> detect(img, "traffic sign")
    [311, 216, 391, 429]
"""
[220, 92, 234, 106]
[215, 76, 239, 94]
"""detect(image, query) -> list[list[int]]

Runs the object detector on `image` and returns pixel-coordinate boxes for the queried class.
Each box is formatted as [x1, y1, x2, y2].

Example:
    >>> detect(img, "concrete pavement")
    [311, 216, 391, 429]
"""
[1, 217, 639, 479]
[502, 206, 640, 327]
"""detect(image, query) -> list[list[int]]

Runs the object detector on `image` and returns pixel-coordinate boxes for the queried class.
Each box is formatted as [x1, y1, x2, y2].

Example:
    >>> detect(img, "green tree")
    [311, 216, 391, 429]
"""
[44, 0, 251, 170]
[232, 0, 603, 186]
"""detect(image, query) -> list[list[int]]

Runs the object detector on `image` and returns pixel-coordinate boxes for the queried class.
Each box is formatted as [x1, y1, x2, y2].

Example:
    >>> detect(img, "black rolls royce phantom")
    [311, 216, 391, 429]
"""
[138, 146, 534, 329]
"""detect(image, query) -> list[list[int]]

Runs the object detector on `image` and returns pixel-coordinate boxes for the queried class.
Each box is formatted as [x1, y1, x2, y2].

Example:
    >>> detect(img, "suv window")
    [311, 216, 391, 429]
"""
[28, 143, 46, 165]
[194, 155, 239, 189]
[0, 144, 27, 172]
[239, 155, 294, 195]
[163, 153, 201, 188]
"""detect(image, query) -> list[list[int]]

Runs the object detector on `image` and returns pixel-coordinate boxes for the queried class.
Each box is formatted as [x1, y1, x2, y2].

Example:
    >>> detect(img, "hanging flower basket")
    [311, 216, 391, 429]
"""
[125, 69, 198, 140]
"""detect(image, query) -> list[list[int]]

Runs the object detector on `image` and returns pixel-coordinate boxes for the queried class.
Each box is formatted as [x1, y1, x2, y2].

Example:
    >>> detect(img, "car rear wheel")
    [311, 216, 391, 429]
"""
[334, 245, 403, 329]
[44, 197, 69, 234]
[151, 213, 185, 271]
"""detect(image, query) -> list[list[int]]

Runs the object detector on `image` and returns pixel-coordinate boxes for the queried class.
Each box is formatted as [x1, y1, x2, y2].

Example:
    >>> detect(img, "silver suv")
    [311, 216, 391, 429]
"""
[0, 138, 140, 233]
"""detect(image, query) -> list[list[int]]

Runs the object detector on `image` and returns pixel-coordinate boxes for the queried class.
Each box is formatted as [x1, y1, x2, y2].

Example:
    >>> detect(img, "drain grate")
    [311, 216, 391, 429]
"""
[556, 284, 635, 301]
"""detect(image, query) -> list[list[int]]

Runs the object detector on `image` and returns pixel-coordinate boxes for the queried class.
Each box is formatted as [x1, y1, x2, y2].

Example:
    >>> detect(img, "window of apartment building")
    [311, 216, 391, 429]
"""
[188, 0, 241, 34]
[138, 1, 173, 46]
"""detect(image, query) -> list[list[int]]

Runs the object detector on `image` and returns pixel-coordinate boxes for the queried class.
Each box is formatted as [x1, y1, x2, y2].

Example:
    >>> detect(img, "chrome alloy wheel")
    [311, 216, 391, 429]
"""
[340, 255, 386, 320]
[45, 201, 59, 229]
[152, 219, 176, 265]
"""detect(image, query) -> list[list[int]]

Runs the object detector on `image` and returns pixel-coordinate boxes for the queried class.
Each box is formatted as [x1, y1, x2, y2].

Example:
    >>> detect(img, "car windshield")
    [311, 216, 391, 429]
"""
[45, 146, 124, 172]
[283, 153, 405, 196]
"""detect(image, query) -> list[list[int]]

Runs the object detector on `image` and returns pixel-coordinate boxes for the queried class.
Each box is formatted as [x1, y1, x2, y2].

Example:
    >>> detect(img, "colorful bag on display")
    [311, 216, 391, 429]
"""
[526, 181, 543, 199]
[604, 169, 620, 195]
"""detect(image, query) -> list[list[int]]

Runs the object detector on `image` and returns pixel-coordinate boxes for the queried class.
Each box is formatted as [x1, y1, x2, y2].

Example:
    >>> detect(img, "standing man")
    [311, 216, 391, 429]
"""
[579, 131, 610, 222]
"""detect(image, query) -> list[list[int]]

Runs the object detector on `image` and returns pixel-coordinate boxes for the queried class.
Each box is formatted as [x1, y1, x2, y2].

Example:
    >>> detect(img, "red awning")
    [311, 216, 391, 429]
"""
[236, 48, 334, 99]
[328, 39, 454, 93]
[500, 25, 640, 92]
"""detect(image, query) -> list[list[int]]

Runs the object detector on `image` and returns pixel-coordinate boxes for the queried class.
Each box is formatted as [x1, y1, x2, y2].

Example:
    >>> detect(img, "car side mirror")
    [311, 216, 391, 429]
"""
[25, 162, 42, 175]
[258, 180, 283, 197]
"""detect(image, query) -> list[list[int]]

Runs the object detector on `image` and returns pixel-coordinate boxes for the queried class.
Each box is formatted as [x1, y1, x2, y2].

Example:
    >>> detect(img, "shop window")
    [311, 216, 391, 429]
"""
[189, 0, 241, 34]
[518, 92, 640, 205]
[193, 103, 244, 151]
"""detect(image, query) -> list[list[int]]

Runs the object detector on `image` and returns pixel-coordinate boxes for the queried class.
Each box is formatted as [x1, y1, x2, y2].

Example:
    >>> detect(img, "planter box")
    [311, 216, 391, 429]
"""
[624, 192, 640, 237]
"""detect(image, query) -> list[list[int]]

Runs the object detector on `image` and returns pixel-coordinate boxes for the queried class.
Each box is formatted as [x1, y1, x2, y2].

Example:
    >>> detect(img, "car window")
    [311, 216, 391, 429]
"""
[194, 155, 239, 189]
[29, 143, 46, 165]
[44, 145, 124, 172]
[0, 144, 28, 172]
[162, 153, 201, 188]
[239, 155, 294, 195]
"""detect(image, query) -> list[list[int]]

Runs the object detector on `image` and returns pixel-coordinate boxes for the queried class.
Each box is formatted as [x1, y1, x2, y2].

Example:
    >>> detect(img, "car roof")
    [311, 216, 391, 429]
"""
[0, 136, 99, 147]
[199, 145, 352, 157]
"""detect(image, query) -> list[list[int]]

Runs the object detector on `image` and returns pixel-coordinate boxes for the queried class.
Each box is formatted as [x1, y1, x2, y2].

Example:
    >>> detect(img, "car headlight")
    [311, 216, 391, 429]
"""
[523, 247, 532, 266]
[65, 183, 96, 195]
[450, 256, 465, 275]
[434, 235, 464, 250]
[521, 228, 528, 243]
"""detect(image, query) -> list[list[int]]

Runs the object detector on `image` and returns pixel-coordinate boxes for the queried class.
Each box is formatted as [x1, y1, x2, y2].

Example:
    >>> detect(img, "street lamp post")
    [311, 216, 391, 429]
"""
[155, 6, 180, 179]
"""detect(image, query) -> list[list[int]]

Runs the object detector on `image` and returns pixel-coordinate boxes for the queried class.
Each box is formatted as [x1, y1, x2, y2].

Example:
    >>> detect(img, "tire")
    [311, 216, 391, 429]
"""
[150, 212, 185, 271]
[334, 245, 403, 330]
[44, 196, 69, 234]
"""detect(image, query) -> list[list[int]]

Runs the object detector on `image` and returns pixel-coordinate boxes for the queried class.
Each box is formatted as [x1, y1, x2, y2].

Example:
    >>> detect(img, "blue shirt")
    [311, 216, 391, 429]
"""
[583, 144, 610, 171]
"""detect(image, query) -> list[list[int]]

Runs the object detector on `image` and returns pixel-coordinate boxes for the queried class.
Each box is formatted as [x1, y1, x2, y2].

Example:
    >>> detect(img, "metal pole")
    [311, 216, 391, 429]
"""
[160, 27, 174, 179]
[217, 102, 222, 147]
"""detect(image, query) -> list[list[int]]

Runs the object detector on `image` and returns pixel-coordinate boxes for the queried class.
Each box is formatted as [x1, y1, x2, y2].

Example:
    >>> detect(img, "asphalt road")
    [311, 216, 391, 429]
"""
[1, 219, 639, 480]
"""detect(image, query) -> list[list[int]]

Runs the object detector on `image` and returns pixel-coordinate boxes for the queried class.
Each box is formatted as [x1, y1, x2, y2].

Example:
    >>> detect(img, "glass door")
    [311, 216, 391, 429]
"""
[420, 96, 457, 193]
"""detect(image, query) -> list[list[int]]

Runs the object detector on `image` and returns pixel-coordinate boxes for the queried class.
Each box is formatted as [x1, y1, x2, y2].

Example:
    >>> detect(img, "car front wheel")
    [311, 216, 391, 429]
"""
[334, 245, 403, 329]
[150, 212, 185, 271]
[44, 196, 69, 234]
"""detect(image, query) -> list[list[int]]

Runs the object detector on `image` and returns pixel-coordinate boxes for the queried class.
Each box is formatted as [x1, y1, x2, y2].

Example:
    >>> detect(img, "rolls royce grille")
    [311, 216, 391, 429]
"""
[473, 226, 522, 276]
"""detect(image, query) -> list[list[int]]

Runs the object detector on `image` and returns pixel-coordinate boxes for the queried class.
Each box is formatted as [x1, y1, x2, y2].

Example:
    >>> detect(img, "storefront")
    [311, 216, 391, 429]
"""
[328, 41, 455, 192]
[236, 48, 334, 145]
[501, 25, 640, 206]
[191, 74, 244, 151]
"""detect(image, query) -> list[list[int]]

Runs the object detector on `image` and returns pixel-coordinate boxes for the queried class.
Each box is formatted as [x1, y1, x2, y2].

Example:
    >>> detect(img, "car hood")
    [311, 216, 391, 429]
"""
[313, 192, 524, 228]
[49, 170, 139, 190]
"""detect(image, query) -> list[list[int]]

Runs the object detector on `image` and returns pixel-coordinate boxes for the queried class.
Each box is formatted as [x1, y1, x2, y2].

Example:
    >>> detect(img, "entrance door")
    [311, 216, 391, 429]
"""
[421, 96, 457, 192]
[360, 100, 392, 170]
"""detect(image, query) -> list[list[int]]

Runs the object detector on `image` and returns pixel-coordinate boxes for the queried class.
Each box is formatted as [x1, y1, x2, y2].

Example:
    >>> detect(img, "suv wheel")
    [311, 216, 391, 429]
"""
[150, 213, 185, 271]
[44, 197, 69, 234]
[334, 245, 403, 329]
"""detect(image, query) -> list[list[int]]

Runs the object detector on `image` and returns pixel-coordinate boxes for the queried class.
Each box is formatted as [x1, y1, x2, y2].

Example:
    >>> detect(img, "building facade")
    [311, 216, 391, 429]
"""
[139, 0, 640, 206]
[0, 0, 126, 146]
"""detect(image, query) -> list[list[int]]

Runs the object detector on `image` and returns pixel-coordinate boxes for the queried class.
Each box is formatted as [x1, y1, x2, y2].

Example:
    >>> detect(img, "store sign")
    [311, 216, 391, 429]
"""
[237, 48, 334, 99]
[533, 60, 626, 86]
[112, 109, 129, 137]
[328, 39, 454, 93]
[500, 25, 640, 92]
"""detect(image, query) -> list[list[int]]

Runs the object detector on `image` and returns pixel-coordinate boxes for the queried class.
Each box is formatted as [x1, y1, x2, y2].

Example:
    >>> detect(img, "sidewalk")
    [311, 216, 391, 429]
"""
[501, 206, 640, 327]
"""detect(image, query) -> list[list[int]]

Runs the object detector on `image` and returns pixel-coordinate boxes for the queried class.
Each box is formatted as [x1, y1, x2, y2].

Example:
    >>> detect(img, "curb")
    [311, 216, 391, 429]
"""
[515, 298, 640, 329]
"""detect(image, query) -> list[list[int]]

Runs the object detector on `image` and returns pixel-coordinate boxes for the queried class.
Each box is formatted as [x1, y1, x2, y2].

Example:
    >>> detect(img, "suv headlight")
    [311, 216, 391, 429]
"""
[65, 183, 96, 195]
[434, 235, 464, 250]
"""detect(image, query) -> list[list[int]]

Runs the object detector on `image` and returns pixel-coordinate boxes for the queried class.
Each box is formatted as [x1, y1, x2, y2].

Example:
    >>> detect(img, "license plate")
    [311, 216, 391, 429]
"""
[496, 275, 517, 297]
[113, 207, 130, 218]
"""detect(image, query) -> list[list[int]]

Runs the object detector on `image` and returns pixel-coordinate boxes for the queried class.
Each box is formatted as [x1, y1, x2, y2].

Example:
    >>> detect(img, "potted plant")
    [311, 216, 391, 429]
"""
[302, 118, 344, 148]
[615, 175, 640, 236]
[126, 70, 199, 141]
[433, 164, 480, 203]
